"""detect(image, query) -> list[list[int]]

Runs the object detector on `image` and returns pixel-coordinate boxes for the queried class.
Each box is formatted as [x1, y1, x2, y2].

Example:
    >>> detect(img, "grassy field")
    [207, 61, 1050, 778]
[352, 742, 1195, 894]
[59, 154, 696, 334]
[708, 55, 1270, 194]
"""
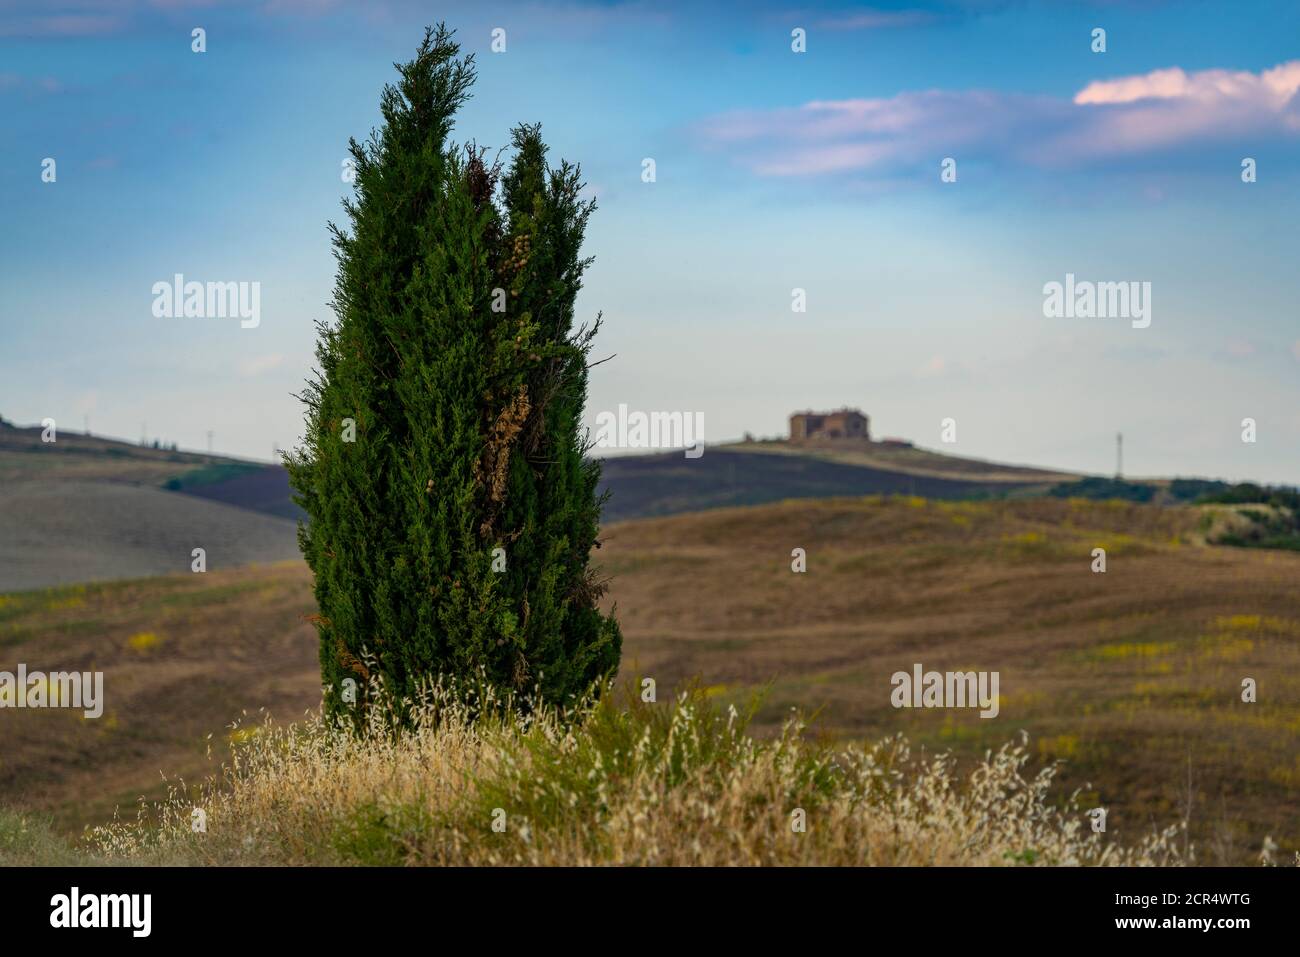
[1, 495, 1296, 862]
[600, 495, 1300, 863]
[0, 563, 319, 831]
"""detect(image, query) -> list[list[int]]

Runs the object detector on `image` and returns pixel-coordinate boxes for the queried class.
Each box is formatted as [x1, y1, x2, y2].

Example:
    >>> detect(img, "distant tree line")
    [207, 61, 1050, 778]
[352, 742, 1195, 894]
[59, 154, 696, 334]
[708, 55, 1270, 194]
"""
[1049, 476, 1300, 551]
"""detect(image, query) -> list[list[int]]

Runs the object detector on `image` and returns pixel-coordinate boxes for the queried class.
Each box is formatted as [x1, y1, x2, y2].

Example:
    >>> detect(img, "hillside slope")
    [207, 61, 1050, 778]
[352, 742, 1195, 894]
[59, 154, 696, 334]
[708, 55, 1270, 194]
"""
[0, 480, 300, 591]
[1, 428, 1067, 526]
[0, 419, 256, 484]
[0, 421, 298, 590]
[724, 437, 1077, 482]
[1, 495, 1295, 861]
[596, 443, 1068, 522]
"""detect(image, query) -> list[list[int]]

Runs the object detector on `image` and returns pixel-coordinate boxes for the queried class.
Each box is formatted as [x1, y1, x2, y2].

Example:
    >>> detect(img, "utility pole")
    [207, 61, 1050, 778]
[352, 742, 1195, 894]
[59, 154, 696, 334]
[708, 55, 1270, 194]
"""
[83, 414, 89, 437]
[207, 430, 214, 455]
[1116, 432, 1123, 479]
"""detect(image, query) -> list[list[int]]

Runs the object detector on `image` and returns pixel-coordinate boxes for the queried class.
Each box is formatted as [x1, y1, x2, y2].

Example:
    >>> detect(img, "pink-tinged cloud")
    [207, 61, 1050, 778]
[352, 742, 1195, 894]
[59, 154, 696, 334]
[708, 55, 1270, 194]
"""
[1075, 62, 1300, 106]
[0, 14, 124, 37]
[817, 8, 936, 31]
[259, 0, 346, 15]
[698, 61, 1300, 176]
[0, 1, 229, 37]
[148, 1, 232, 10]
[919, 355, 947, 376]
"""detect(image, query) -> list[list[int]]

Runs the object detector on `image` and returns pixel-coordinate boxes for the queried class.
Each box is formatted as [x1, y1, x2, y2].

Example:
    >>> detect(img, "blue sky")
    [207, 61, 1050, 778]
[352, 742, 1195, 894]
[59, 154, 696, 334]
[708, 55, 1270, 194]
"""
[2, 0, 1298, 483]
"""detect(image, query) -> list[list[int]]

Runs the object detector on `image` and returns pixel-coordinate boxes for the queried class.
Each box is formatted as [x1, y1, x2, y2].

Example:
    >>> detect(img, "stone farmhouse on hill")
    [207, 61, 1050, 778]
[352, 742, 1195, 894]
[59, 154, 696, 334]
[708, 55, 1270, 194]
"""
[789, 408, 870, 441]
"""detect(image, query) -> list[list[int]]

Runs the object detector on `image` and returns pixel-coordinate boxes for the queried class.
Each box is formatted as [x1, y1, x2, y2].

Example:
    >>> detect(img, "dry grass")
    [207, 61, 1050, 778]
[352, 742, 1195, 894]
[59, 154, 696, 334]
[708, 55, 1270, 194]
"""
[0, 564, 319, 830]
[597, 496, 1300, 862]
[2, 495, 1295, 863]
[79, 682, 1186, 867]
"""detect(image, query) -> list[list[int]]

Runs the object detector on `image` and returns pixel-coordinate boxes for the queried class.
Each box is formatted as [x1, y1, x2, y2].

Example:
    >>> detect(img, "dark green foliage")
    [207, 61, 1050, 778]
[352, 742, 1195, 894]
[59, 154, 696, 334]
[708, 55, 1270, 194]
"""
[1167, 478, 1230, 502]
[286, 25, 621, 721]
[1196, 482, 1300, 510]
[1048, 476, 1156, 502]
[162, 462, 264, 491]
[1195, 481, 1300, 551]
[1213, 514, 1300, 551]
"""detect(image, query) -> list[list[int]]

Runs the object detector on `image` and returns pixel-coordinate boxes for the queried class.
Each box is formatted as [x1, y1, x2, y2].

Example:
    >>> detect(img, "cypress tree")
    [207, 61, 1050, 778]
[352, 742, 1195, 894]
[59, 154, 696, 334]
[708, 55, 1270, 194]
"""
[286, 25, 621, 720]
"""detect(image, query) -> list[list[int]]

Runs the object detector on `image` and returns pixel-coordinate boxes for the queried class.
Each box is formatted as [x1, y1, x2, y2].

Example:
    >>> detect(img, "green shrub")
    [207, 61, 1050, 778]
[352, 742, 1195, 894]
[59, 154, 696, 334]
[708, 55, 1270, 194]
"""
[0, 808, 80, 866]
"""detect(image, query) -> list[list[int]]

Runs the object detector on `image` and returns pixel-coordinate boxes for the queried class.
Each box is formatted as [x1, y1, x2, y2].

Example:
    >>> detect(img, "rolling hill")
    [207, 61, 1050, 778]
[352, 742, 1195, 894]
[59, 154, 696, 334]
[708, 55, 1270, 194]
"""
[0, 418, 262, 485]
[0, 420, 299, 591]
[2, 494, 1296, 862]
[0, 417, 1084, 591]
[596, 440, 1073, 522]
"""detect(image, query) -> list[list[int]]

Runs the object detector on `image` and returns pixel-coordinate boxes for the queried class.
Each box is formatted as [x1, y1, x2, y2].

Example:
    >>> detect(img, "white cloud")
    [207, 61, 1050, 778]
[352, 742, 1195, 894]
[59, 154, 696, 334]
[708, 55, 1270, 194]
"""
[699, 61, 1300, 176]
[237, 354, 284, 378]
[1075, 62, 1300, 107]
